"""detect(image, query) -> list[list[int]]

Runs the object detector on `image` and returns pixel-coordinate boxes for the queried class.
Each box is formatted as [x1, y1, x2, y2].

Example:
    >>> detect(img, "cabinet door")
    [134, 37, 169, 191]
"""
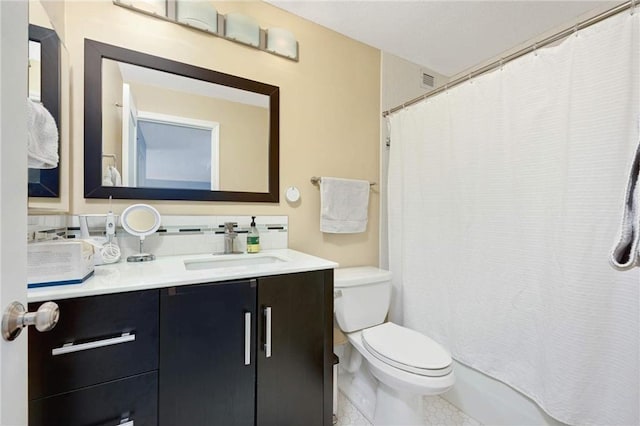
[257, 270, 333, 426]
[159, 280, 257, 426]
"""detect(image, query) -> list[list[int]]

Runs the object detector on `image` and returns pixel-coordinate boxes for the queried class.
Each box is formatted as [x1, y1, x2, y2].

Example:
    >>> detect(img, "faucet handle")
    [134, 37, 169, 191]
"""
[224, 222, 237, 233]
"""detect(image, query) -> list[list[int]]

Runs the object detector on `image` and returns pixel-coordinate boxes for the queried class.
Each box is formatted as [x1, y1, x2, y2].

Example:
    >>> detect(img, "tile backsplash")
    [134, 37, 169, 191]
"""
[28, 214, 288, 258]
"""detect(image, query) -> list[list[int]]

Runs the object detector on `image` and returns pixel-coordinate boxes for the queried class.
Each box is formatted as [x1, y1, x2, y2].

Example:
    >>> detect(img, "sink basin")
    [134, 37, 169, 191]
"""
[184, 254, 287, 271]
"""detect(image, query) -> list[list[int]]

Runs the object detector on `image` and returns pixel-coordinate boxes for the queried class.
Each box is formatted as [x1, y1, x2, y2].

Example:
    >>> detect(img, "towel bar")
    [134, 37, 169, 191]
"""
[310, 176, 376, 186]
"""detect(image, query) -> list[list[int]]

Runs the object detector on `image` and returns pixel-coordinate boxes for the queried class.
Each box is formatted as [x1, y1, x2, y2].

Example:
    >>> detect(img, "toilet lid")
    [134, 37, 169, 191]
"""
[362, 322, 452, 377]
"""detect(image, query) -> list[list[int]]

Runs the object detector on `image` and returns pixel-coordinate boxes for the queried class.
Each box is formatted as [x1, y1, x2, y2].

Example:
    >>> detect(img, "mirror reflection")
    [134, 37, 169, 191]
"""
[27, 23, 61, 197]
[28, 40, 41, 102]
[101, 59, 269, 193]
[85, 39, 279, 203]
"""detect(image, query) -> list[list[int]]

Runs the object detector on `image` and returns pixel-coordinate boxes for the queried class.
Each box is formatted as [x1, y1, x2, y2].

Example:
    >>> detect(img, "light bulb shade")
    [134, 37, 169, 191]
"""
[266, 27, 298, 60]
[129, 0, 166, 16]
[177, 1, 218, 33]
[225, 13, 260, 47]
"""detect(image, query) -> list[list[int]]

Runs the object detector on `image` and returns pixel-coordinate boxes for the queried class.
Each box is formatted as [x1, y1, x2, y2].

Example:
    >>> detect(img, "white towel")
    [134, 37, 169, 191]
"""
[320, 177, 370, 233]
[110, 165, 122, 186]
[27, 98, 58, 169]
[103, 167, 113, 186]
[610, 138, 640, 270]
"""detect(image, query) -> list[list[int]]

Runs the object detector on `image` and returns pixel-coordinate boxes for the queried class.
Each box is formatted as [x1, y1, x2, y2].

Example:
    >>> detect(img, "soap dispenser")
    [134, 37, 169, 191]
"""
[247, 216, 260, 253]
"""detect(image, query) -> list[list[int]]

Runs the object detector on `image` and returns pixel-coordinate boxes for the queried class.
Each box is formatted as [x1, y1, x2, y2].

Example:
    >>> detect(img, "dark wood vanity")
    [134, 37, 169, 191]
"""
[28, 270, 333, 426]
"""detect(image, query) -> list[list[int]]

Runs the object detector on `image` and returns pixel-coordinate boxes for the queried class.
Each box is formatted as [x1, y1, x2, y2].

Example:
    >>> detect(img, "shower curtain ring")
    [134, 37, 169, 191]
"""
[533, 43, 538, 56]
[631, 0, 636, 15]
[573, 24, 578, 37]
[500, 58, 504, 70]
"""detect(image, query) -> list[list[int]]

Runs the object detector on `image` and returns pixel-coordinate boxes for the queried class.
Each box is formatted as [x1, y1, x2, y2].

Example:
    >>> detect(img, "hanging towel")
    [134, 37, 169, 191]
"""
[110, 165, 122, 186]
[102, 167, 113, 186]
[320, 177, 370, 233]
[610, 138, 640, 270]
[27, 98, 59, 169]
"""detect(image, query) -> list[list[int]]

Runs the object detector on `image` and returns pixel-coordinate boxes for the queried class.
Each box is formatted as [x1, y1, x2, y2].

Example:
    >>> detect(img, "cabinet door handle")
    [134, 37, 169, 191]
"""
[264, 306, 272, 358]
[51, 332, 135, 356]
[119, 421, 133, 426]
[244, 312, 251, 366]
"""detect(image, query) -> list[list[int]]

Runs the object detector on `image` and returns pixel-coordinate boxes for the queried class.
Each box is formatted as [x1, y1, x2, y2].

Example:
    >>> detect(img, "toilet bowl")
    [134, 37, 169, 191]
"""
[334, 267, 455, 425]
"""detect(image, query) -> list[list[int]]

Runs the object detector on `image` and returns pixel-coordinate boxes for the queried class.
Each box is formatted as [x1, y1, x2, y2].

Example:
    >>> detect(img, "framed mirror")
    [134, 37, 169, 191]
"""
[84, 39, 280, 202]
[28, 24, 60, 197]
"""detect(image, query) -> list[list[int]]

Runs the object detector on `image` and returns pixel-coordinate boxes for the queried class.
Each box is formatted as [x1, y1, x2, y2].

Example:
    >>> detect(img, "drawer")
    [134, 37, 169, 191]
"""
[29, 370, 158, 426]
[28, 290, 159, 400]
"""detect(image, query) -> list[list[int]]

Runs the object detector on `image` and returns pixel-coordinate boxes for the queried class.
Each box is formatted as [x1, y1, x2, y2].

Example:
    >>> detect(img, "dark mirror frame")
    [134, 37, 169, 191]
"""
[84, 39, 280, 202]
[29, 24, 60, 197]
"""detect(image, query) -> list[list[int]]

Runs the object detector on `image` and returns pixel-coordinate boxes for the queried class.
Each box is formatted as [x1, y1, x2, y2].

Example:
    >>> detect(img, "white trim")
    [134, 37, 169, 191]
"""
[121, 83, 138, 186]
[0, 1, 29, 422]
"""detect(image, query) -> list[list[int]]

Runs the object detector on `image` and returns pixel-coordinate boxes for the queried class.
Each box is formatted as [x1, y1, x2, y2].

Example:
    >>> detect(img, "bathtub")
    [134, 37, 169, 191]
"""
[443, 360, 567, 426]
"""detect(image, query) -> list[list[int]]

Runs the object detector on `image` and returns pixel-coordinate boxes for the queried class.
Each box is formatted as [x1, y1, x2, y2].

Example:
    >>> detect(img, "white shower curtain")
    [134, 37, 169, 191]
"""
[388, 11, 639, 426]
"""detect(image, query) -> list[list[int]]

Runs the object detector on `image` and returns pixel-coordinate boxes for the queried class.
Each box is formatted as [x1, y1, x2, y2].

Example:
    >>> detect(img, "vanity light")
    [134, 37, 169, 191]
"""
[176, 0, 218, 33]
[113, 1, 300, 62]
[129, 0, 166, 16]
[225, 13, 260, 47]
[266, 28, 298, 60]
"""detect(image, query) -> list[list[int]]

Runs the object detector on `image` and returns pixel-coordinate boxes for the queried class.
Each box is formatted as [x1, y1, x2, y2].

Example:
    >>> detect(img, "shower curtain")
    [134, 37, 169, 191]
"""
[388, 11, 639, 426]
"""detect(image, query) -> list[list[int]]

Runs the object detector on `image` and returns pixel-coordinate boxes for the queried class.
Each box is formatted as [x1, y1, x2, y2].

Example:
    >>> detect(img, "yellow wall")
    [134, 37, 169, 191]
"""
[61, 0, 380, 266]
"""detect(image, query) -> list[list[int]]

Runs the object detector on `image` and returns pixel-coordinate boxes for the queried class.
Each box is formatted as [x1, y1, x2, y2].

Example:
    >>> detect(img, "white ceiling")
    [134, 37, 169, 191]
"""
[266, 0, 620, 77]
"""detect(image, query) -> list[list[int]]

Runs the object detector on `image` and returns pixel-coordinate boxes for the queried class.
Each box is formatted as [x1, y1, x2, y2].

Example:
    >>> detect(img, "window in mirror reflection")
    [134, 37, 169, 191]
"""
[101, 59, 270, 193]
[131, 117, 219, 190]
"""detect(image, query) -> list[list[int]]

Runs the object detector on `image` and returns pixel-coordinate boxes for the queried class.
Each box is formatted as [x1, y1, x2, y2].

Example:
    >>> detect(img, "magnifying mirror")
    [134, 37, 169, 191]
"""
[121, 203, 161, 262]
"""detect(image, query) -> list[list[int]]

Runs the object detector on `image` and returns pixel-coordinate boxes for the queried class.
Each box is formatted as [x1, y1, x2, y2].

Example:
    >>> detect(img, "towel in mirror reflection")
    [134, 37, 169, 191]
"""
[102, 165, 122, 186]
[27, 97, 58, 169]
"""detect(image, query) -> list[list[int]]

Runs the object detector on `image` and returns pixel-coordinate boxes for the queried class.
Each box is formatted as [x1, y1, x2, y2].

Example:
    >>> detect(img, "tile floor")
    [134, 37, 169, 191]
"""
[335, 391, 481, 426]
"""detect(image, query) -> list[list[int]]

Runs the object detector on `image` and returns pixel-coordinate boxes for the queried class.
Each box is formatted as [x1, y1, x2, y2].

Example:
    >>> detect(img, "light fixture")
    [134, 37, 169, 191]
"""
[129, 0, 166, 16]
[266, 28, 298, 60]
[176, 0, 218, 33]
[113, 1, 300, 62]
[225, 13, 260, 47]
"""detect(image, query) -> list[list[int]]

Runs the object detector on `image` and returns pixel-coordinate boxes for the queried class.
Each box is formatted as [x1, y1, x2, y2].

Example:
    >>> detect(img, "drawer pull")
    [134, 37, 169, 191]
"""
[51, 332, 135, 356]
[264, 307, 272, 358]
[244, 312, 251, 366]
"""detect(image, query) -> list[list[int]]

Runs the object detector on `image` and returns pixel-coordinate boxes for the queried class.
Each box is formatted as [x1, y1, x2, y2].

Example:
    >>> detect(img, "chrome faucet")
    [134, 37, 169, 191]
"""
[223, 222, 237, 254]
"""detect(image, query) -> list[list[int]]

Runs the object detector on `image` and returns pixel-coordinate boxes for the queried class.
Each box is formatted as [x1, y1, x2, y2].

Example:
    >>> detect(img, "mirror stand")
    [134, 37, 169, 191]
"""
[128, 237, 155, 263]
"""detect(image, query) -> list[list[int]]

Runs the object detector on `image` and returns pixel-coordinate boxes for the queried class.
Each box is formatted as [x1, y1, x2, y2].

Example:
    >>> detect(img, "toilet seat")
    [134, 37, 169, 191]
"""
[362, 322, 452, 377]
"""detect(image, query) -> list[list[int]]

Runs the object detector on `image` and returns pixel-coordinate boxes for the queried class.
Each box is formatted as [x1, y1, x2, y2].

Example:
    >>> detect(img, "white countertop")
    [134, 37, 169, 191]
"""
[28, 249, 338, 303]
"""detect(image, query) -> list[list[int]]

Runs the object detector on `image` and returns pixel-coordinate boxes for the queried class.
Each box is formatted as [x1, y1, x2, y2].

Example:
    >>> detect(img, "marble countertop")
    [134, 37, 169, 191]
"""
[28, 249, 338, 303]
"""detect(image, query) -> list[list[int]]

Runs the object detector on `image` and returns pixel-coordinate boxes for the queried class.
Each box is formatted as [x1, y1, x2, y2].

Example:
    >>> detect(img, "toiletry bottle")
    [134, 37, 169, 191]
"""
[247, 216, 260, 254]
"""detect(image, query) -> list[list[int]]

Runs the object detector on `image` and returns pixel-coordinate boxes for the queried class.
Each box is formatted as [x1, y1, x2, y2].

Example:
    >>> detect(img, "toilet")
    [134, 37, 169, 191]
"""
[334, 266, 455, 426]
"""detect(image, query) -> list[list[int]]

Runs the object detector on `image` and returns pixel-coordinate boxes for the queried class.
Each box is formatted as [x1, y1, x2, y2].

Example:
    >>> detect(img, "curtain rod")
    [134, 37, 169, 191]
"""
[382, 0, 635, 118]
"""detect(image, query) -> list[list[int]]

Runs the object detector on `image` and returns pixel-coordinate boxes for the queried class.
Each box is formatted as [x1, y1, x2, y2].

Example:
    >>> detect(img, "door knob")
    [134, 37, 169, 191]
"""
[2, 301, 59, 341]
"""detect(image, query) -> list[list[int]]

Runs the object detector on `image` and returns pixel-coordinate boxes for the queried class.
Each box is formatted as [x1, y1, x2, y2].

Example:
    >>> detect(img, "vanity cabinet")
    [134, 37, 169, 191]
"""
[159, 269, 334, 426]
[28, 269, 333, 426]
[28, 290, 159, 426]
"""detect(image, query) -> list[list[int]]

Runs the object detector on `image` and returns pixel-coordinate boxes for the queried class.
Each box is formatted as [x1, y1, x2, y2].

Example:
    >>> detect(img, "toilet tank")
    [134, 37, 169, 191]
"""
[334, 266, 392, 333]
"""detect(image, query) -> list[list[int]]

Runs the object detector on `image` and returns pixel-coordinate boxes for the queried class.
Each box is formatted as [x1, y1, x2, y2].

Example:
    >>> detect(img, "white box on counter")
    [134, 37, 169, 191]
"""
[27, 240, 94, 288]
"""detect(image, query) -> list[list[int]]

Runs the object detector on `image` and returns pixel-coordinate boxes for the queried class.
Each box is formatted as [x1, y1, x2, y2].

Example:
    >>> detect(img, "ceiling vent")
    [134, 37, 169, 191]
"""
[421, 70, 435, 89]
